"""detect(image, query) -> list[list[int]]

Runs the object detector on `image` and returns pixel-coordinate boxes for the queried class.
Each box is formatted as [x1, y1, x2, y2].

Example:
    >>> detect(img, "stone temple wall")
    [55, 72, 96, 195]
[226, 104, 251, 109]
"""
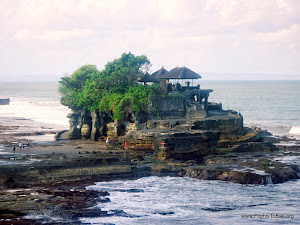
[148, 98, 186, 120]
[148, 97, 207, 120]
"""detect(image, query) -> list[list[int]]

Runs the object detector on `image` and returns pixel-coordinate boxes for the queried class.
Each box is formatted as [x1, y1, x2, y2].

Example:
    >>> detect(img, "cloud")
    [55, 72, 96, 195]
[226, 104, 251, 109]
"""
[0, 0, 299, 80]
[255, 24, 300, 45]
[14, 28, 95, 41]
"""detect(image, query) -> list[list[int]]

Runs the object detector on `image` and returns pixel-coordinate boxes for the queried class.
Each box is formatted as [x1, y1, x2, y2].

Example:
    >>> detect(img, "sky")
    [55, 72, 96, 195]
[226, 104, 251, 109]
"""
[0, 0, 299, 81]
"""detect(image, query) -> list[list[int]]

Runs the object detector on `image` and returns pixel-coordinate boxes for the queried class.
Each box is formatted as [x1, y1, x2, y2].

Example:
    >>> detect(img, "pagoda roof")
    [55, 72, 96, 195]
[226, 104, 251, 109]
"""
[136, 72, 159, 83]
[161, 67, 201, 79]
[151, 67, 168, 78]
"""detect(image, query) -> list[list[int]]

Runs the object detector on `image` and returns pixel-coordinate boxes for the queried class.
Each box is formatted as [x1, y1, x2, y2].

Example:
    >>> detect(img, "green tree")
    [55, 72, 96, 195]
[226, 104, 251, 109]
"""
[59, 65, 100, 108]
[59, 52, 156, 120]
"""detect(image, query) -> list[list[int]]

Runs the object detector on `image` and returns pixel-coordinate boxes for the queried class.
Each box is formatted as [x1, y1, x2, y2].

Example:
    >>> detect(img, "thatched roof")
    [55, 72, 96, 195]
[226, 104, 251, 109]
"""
[136, 72, 159, 83]
[161, 67, 201, 79]
[151, 67, 168, 78]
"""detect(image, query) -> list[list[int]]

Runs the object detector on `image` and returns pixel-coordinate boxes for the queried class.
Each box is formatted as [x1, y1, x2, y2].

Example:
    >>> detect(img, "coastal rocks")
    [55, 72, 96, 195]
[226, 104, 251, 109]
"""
[192, 112, 244, 135]
[145, 113, 244, 136]
[68, 110, 93, 140]
[182, 158, 300, 185]
[67, 110, 82, 139]
[216, 126, 274, 148]
[0, 137, 299, 222]
[120, 130, 155, 151]
[266, 164, 299, 184]
[67, 109, 139, 140]
[0, 98, 10, 105]
[0, 187, 109, 223]
[54, 130, 68, 141]
[199, 146, 300, 184]
[233, 142, 279, 152]
[121, 129, 220, 161]
[183, 168, 267, 185]
[153, 130, 220, 161]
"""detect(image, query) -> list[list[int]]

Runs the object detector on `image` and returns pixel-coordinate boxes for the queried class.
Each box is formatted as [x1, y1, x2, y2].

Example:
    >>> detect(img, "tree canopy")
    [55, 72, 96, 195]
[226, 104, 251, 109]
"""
[59, 52, 159, 120]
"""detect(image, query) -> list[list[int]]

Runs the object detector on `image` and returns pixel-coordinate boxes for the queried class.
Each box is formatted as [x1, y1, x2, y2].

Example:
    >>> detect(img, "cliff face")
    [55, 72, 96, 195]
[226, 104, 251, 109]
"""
[67, 103, 242, 140]
[153, 130, 220, 161]
[66, 94, 246, 161]
[67, 109, 137, 140]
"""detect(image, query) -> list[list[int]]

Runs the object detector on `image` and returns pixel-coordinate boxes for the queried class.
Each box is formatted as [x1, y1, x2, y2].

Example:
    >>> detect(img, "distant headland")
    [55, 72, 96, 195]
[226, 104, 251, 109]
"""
[0, 98, 10, 105]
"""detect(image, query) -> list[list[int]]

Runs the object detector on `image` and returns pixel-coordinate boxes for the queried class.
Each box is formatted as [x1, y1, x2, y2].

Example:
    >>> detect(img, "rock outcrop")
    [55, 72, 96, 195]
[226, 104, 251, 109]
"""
[153, 130, 219, 161]
[66, 104, 246, 162]
[0, 98, 10, 105]
[119, 129, 219, 161]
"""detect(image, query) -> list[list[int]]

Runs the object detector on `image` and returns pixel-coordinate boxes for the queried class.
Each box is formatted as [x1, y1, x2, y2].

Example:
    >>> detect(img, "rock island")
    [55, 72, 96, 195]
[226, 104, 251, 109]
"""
[0, 53, 299, 223]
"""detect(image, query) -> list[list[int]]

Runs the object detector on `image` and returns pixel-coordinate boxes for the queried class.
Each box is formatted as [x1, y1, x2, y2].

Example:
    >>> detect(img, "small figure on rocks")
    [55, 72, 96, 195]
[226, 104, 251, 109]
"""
[106, 137, 110, 144]
[124, 141, 128, 157]
[26, 141, 30, 149]
[13, 144, 16, 152]
[19, 142, 22, 150]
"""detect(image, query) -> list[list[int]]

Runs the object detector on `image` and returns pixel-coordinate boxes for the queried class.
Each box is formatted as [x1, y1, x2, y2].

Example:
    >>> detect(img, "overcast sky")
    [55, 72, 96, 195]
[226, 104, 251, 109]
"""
[0, 0, 299, 81]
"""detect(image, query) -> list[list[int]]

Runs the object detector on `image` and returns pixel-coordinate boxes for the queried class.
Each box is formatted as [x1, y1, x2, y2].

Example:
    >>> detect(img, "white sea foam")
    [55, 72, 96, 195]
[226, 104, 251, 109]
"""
[81, 176, 300, 225]
[289, 126, 300, 135]
[0, 82, 70, 131]
[0, 100, 70, 128]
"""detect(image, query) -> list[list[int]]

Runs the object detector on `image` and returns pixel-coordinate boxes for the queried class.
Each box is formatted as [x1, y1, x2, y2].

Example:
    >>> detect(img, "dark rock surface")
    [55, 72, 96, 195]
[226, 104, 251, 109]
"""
[153, 130, 219, 161]
[233, 142, 280, 152]
[0, 138, 299, 222]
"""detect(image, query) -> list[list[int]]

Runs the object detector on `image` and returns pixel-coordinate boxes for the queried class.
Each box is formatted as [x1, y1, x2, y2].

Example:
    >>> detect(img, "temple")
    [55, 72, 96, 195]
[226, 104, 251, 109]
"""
[66, 66, 243, 160]
[134, 66, 218, 120]
[153, 66, 214, 112]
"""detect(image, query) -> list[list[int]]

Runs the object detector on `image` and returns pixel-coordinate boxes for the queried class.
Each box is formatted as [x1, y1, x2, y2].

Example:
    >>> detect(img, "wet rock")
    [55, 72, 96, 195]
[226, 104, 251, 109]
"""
[0, 187, 110, 223]
[184, 168, 266, 184]
[116, 188, 144, 193]
[154, 130, 219, 161]
[233, 142, 279, 152]
[267, 165, 299, 183]
[153, 211, 175, 215]
[201, 207, 236, 212]
[54, 130, 68, 141]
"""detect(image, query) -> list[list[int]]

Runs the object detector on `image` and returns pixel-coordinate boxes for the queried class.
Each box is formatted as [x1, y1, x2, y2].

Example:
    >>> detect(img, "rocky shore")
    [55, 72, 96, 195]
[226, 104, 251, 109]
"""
[0, 125, 299, 224]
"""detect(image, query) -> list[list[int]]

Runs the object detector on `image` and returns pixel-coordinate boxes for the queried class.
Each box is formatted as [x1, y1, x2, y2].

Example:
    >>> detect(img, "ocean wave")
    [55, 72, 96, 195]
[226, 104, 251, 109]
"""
[289, 127, 300, 135]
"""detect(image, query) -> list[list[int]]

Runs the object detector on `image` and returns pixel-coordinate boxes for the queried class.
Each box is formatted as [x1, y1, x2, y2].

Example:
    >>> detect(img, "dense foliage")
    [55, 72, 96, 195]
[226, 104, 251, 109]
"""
[59, 53, 159, 120]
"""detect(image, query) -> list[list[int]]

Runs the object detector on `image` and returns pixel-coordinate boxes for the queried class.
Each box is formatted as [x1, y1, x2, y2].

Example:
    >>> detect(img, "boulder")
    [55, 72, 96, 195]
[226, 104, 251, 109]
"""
[233, 142, 279, 152]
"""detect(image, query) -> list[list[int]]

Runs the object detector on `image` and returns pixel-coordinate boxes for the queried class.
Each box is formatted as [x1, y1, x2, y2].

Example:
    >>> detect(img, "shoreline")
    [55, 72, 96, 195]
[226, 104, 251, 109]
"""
[0, 123, 300, 224]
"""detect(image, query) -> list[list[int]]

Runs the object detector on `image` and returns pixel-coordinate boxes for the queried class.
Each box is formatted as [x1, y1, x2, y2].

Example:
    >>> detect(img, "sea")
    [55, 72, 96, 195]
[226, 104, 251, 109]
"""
[0, 81, 70, 142]
[0, 80, 300, 224]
